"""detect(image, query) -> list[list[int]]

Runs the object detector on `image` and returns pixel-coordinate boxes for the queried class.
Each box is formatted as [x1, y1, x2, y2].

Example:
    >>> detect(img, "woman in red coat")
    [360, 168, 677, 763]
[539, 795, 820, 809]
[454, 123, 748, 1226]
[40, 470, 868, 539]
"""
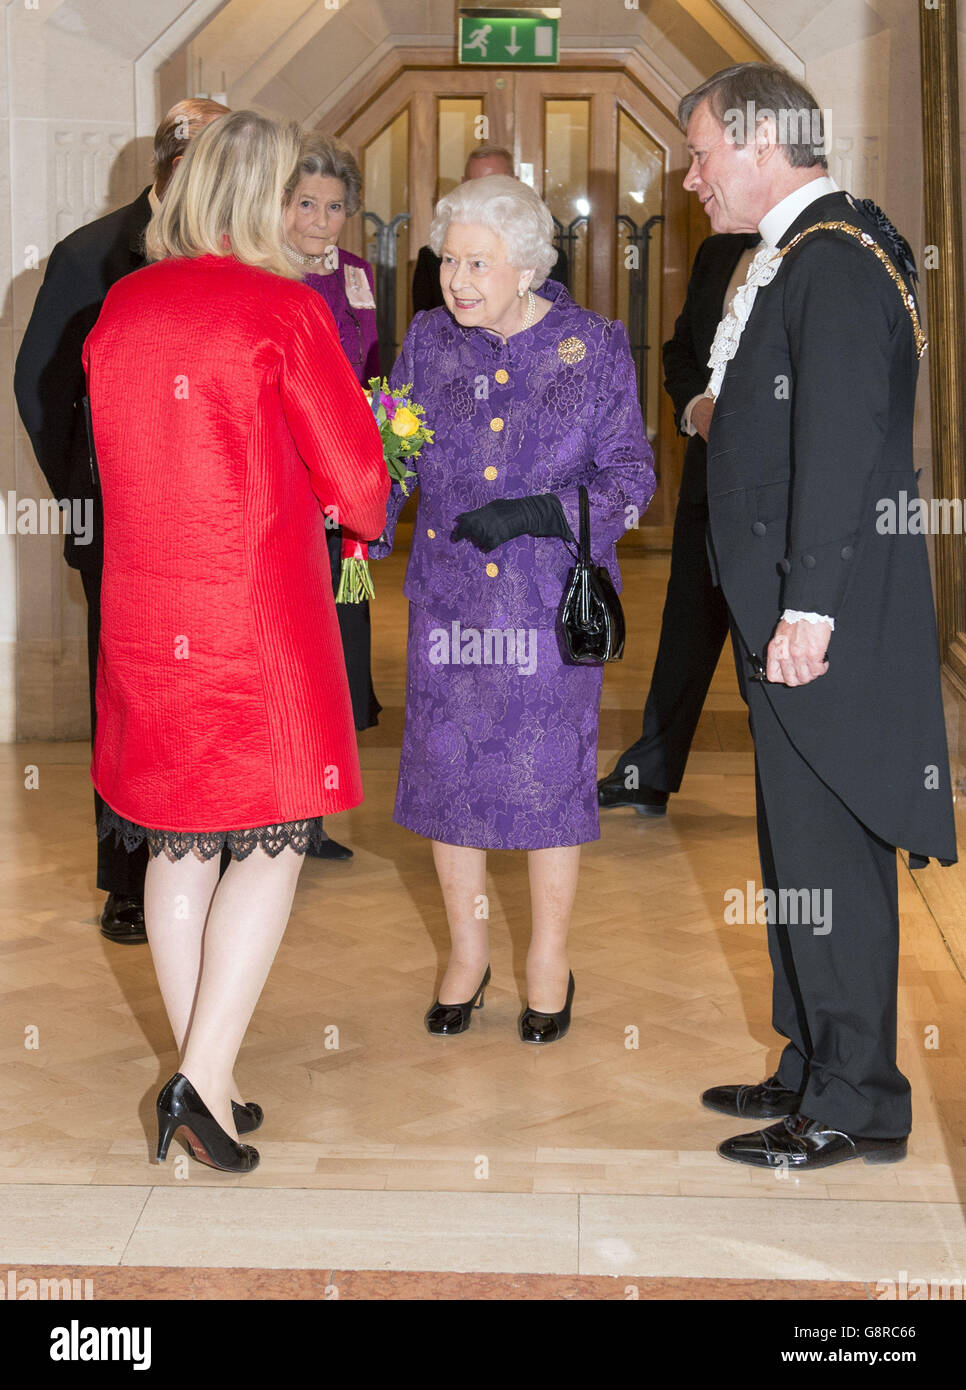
[82, 111, 388, 1173]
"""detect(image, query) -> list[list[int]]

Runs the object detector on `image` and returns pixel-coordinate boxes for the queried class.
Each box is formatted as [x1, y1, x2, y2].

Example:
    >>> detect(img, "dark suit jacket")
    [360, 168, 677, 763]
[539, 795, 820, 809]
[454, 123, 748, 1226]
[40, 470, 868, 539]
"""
[411, 242, 571, 315]
[14, 187, 152, 573]
[662, 232, 759, 505]
[707, 189, 956, 864]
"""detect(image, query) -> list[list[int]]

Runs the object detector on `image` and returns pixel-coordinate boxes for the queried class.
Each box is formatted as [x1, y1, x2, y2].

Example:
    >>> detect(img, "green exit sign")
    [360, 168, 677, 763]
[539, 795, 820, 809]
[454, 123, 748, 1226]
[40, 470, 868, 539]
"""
[458, 8, 560, 66]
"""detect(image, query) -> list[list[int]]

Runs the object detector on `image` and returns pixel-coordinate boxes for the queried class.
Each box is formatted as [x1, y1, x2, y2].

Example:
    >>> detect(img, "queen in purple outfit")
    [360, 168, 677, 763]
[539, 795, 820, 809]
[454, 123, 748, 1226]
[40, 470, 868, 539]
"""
[372, 175, 655, 1042]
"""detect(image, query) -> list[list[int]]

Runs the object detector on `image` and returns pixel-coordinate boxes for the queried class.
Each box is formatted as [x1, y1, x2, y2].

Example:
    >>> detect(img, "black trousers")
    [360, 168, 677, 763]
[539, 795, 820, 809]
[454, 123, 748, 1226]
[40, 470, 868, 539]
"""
[80, 567, 148, 898]
[740, 648, 910, 1138]
[615, 494, 729, 791]
[326, 526, 381, 731]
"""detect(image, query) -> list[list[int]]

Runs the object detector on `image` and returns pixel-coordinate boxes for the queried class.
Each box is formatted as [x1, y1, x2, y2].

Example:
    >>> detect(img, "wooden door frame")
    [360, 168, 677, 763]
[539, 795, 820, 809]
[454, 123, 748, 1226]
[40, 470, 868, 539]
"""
[920, 3, 966, 699]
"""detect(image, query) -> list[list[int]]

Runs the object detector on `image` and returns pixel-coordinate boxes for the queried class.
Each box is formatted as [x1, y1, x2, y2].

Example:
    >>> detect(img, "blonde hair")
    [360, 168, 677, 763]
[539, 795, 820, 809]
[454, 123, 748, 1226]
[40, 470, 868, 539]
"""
[145, 110, 303, 279]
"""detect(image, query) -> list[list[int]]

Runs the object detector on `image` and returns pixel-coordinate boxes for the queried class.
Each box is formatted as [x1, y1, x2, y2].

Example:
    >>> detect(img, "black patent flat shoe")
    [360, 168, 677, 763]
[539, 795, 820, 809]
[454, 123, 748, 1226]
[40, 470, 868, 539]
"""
[717, 1113, 908, 1170]
[425, 965, 491, 1035]
[232, 1100, 263, 1135]
[100, 893, 148, 944]
[156, 1073, 259, 1172]
[519, 971, 575, 1045]
[701, 1071, 804, 1120]
[596, 771, 668, 817]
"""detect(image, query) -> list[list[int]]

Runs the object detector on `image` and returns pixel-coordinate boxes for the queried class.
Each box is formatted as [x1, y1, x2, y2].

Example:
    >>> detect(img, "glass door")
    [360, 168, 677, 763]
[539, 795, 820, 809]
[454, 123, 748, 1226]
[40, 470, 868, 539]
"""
[542, 98, 590, 305]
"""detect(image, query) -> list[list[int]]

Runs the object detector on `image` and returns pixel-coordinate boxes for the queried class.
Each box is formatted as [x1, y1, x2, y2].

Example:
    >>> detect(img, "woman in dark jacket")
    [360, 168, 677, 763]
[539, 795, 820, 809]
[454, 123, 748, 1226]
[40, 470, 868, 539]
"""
[282, 134, 383, 859]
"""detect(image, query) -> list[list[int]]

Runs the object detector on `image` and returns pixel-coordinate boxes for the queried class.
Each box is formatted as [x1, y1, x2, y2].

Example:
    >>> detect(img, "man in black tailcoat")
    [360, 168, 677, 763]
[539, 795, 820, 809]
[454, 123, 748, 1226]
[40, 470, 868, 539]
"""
[597, 228, 759, 815]
[675, 63, 956, 1170]
[14, 99, 228, 944]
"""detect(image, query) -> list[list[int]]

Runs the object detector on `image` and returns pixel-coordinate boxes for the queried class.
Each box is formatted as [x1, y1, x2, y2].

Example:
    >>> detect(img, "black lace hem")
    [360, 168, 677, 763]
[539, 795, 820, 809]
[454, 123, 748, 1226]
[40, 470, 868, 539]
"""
[97, 805, 330, 862]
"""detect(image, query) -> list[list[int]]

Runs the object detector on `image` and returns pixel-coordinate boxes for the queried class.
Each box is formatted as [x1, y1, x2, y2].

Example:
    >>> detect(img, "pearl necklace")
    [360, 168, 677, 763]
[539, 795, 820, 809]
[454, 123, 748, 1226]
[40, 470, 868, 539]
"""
[283, 241, 326, 267]
[521, 288, 536, 330]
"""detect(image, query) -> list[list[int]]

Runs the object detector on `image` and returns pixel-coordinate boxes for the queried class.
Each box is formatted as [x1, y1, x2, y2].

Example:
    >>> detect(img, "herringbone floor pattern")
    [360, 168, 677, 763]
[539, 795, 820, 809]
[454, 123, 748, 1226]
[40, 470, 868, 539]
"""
[2, 549, 965, 1209]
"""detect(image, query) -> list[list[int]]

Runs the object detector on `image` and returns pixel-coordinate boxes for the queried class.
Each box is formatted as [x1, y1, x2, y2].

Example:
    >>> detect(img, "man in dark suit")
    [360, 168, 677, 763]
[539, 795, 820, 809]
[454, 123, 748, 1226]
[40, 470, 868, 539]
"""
[675, 63, 956, 1170]
[597, 229, 758, 815]
[14, 98, 229, 944]
[412, 144, 569, 313]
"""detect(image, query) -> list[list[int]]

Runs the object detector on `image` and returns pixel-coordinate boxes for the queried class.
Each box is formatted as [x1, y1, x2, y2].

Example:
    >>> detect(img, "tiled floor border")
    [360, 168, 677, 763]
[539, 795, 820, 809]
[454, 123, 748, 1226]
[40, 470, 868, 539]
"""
[2, 1265, 874, 1300]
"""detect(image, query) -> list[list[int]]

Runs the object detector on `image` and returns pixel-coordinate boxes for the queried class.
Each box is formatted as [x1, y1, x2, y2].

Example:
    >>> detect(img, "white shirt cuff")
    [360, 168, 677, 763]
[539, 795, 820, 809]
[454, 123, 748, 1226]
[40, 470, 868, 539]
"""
[783, 609, 835, 631]
[681, 394, 707, 436]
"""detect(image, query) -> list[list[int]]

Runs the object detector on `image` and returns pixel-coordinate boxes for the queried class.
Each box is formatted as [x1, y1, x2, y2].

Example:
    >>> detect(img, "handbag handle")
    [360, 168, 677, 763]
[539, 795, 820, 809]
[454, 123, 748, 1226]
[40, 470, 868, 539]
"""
[578, 484, 591, 565]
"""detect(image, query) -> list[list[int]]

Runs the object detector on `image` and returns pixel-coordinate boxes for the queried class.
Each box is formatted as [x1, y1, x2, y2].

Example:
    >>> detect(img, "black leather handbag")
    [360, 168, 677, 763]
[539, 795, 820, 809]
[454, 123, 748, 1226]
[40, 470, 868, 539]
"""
[559, 485, 626, 664]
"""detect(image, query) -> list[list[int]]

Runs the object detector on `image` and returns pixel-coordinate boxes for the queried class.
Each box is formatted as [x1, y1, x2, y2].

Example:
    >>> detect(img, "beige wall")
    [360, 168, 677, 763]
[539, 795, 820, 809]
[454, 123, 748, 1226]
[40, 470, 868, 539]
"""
[2, 1, 227, 742]
[1, 0, 941, 739]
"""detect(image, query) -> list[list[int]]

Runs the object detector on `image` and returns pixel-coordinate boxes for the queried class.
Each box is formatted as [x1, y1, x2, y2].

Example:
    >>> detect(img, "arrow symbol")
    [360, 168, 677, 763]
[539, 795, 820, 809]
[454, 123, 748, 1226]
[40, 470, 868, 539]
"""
[505, 25, 521, 55]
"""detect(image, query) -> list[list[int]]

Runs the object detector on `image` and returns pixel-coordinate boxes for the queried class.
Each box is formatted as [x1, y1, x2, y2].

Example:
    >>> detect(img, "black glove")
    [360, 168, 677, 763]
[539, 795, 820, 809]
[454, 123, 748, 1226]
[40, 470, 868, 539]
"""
[452, 494, 574, 553]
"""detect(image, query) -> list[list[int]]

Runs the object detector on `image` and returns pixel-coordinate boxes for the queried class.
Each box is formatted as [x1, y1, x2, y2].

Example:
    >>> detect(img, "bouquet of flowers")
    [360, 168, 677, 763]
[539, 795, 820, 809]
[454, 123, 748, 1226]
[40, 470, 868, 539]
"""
[336, 377, 434, 603]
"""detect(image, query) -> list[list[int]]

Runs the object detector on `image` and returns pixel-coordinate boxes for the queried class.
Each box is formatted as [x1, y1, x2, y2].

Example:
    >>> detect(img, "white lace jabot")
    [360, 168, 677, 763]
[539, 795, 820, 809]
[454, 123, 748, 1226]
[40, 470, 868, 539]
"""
[705, 244, 783, 401]
[706, 176, 839, 402]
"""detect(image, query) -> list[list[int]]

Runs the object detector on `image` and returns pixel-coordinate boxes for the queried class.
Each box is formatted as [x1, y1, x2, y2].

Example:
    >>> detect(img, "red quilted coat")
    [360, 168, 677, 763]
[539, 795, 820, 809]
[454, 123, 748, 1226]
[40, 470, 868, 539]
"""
[81, 254, 389, 831]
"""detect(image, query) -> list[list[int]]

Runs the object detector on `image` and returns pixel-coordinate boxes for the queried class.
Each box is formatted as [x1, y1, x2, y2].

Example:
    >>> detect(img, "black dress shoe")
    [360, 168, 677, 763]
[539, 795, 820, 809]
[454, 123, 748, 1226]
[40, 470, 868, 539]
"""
[702, 1071, 804, 1119]
[305, 836, 353, 860]
[519, 971, 575, 1045]
[717, 1113, 908, 1170]
[232, 1100, 263, 1135]
[597, 770, 668, 817]
[100, 894, 147, 945]
[425, 965, 491, 1035]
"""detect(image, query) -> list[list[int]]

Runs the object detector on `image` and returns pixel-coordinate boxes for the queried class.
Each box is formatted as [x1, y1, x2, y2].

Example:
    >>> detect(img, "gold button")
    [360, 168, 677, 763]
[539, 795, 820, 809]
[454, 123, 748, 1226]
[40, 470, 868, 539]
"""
[490, 417, 505, 432]
[485, 562, 499, 578]
[483, 466, 498, 481]
[495, 369, 509, 384]
[426, 528, 435, 538]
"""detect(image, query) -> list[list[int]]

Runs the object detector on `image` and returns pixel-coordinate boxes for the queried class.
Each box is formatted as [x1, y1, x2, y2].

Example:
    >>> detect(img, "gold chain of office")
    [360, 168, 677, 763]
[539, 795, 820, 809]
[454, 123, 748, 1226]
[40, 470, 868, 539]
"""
[778, 221, 927, 359]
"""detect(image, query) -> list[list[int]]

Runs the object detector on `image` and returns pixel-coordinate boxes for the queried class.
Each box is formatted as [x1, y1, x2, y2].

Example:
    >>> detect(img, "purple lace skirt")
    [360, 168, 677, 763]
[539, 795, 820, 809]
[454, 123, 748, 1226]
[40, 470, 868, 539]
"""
[393, 604, 604, 849]
[97, 804, 329, 862]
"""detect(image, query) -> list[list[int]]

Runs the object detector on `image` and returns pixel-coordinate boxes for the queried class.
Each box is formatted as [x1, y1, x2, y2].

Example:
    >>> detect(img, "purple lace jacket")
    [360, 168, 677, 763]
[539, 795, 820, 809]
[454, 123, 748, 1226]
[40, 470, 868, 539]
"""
[370, 279, 656, 625]
[304, 249, 380, 386]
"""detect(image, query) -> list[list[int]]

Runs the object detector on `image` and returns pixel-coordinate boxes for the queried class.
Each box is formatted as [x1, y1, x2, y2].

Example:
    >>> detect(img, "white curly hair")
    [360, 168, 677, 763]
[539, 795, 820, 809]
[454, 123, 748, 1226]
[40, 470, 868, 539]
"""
[429, 174, 558, 288]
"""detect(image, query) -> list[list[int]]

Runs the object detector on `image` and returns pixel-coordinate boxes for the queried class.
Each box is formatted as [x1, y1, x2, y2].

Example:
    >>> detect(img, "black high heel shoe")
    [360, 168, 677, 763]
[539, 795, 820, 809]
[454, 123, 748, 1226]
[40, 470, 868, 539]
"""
[425, 965, 491, 1035]
[519, 971, 575, 1045]
[156, 1073, 259, 1172]
[232, 1100, 263, 1135]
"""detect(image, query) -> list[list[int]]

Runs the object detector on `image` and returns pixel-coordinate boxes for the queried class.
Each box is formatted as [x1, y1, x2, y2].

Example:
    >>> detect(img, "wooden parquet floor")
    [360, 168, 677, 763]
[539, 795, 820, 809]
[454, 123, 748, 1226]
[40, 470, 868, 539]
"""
[2, 548, 966, 1217]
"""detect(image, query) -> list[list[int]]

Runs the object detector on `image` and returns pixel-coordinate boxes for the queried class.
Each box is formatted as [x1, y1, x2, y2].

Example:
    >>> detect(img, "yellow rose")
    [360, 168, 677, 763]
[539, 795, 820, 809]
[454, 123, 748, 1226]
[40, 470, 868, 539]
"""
[390, 406, 420, 438]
